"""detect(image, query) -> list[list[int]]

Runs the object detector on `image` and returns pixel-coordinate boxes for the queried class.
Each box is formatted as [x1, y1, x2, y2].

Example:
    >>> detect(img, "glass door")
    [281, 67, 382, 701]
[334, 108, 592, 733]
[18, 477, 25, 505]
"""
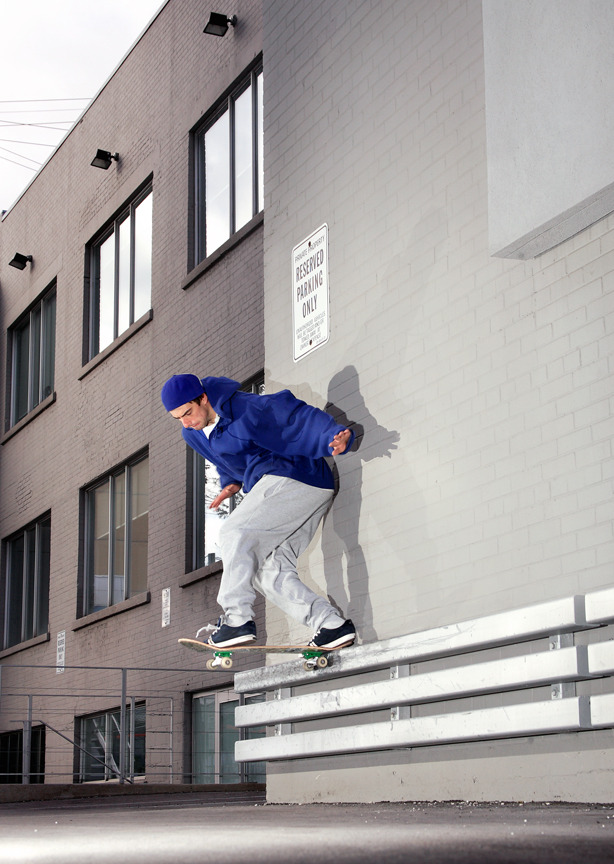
[192, 689, 265, 783]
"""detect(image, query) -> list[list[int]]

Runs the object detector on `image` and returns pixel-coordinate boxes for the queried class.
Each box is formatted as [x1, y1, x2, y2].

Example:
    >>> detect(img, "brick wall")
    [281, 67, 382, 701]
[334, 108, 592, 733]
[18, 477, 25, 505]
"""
[262, 0, 614, 801]
[263, 0, 613, 639]
[0, 0, 264, 783]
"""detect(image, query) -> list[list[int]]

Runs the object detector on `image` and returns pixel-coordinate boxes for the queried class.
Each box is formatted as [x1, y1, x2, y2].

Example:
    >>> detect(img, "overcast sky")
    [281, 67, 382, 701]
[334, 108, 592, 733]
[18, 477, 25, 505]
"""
[0, 0, 165, 212]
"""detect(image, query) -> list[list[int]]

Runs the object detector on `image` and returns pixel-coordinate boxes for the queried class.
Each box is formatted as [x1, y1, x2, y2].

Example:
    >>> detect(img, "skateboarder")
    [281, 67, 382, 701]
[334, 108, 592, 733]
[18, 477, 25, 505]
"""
[161, 374, 357, 650]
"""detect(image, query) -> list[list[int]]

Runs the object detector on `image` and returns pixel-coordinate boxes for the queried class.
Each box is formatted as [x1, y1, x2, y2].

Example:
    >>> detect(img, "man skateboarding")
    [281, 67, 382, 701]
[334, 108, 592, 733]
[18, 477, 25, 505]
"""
[161, 374, 357, 651]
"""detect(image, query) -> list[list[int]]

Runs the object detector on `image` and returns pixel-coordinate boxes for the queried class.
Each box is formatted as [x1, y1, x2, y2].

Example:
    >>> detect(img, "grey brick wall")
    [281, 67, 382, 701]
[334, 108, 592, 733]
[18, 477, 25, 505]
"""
[262, 0, 614, 801]
[0, 0, 264, 783]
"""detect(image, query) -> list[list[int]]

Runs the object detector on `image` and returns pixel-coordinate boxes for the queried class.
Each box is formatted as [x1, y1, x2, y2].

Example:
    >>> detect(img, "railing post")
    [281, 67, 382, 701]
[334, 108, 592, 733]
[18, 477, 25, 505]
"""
[274, 688, 292, 737]
[129, 696, 136, 783]
[549, 633, 576, 700]
[22, 695, 33, 784]
[390, 665, 411, 722]
[119, 668, 127, 784]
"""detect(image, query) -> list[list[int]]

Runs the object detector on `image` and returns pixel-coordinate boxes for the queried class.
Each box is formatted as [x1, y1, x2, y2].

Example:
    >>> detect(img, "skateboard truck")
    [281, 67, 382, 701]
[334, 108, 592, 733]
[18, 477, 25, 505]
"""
[300, 649, 330, 671]
[206, 651, 234, 670]
[205, 647, 330, 671]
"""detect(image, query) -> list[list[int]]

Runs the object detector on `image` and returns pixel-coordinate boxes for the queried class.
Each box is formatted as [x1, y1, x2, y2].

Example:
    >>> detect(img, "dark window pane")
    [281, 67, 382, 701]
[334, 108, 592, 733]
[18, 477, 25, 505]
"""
[41, 293, 56, 400]
[36, 518, 51, 637]
[129, 458, 149, 595]
[6, 535, 24, 648]
[12, 319, 30, 423]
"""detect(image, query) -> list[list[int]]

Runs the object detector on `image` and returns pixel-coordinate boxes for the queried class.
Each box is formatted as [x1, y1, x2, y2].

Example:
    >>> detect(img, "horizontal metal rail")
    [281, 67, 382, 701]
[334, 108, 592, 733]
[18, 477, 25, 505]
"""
[236, 645, 588, 728]
[234, 595, 588, 693]
[234, 587, 614, 763]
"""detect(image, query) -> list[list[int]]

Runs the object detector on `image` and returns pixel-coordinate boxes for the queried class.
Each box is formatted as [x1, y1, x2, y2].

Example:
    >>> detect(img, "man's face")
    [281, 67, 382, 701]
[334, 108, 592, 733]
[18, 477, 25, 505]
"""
[170, 398, 210, 430]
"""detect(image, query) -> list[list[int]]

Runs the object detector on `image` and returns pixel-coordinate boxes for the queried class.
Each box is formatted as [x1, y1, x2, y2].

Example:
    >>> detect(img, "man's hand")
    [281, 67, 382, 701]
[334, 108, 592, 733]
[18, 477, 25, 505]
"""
[329, 429, 352, 456]
[209, 483, 242, 509]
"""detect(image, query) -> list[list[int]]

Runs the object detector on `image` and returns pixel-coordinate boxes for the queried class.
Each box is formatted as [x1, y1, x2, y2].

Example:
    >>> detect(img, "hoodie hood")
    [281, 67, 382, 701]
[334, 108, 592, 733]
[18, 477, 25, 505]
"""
[200, 376, 241, 417]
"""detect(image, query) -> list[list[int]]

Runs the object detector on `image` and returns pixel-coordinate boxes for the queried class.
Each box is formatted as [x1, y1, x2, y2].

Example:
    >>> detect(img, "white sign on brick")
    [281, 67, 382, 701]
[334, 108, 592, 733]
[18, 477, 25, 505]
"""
[161, 587, 171, 627]
[292, 223, 329, 361]
[56, 630, 65, 675]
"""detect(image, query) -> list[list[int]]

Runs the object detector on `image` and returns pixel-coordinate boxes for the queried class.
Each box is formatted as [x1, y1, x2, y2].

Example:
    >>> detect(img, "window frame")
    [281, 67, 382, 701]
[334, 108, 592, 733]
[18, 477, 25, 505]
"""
[86, 181, 153, 361]
[2, 513, 51, 650]
[194, 60, 263, 264]
[7, 282, 56, 430]
[82, 451, 149, 617]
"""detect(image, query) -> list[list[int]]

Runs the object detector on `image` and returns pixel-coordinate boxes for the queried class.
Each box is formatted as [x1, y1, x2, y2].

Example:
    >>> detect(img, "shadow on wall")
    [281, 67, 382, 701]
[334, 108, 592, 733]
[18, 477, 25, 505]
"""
[322, 365, 400, 644]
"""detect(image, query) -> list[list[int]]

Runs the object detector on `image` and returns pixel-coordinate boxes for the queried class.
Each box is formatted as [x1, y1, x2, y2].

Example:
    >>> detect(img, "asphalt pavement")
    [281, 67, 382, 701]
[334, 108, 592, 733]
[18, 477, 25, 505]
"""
[1, 791, 613, 864]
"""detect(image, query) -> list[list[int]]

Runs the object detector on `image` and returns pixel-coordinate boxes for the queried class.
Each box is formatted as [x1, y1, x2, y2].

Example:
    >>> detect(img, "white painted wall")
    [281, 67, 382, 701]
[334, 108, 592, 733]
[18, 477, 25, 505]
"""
[483, 0, 614, 258]
[262, 0, 614, 802]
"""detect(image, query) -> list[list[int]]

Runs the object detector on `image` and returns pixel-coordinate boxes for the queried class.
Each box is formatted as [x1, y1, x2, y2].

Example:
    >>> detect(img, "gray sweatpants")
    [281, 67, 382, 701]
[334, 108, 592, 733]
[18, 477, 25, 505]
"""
[216, 475, 345, 631]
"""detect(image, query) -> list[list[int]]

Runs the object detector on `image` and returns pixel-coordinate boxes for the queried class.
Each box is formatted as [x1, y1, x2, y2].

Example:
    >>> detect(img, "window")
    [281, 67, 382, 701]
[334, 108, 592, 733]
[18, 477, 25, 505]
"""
[8, 283, 56, 428]
[83, 453, 148, 615]
[0, 727, 45, 784]
[192, 689, 265, 783]
[195, 64, 263, 261]
[2, 514, 50, 650]
[88, 185, 152, 359]
[79, 703, 145, 782]
[191, 375, 264, 570]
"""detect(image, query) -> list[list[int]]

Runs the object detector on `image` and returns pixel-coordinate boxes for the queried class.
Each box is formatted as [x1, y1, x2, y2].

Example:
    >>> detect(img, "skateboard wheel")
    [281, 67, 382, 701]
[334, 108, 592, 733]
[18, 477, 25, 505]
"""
[303, 660, 316, 671]
[220, 656, 233, 669]
[206, 659, 217, 671]
[316, 655, 328, 668]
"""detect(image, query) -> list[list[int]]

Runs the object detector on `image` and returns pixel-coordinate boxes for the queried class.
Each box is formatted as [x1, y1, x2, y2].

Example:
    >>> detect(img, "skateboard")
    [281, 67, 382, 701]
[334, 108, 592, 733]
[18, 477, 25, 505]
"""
[178, 637, 350, 671]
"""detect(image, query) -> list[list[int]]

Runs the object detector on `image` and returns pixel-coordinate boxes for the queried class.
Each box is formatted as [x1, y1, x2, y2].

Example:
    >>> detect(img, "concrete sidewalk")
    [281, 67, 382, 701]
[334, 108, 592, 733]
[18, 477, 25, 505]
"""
[1, 791, 613, 864]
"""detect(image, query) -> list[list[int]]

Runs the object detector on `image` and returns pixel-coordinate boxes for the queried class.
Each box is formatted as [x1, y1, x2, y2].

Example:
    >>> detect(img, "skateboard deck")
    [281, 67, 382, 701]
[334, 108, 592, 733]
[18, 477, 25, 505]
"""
[178, 636, 351, 670]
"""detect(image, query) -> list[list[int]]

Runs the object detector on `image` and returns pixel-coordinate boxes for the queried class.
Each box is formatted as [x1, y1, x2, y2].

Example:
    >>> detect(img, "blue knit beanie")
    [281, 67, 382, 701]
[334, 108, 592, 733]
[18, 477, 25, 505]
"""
[161, 374, 204, 411]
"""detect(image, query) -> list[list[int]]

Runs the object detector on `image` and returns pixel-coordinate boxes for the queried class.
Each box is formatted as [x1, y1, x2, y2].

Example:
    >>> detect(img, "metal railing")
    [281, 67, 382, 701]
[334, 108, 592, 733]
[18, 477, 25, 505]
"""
[234, 587, 614, 763]
[0, 665, 184, 785]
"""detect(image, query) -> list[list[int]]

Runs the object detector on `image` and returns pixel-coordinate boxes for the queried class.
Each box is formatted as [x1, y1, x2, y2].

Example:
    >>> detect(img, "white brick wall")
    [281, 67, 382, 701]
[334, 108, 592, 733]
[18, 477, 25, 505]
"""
[263, 0, 614, 803]
[263, 0, 614, 642]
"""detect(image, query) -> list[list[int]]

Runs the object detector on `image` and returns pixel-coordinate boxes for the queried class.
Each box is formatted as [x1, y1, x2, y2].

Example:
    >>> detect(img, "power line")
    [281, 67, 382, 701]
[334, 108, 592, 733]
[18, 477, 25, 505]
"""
[0, 138, 58, 147]
[0, 153, 38, 171]
[0, 119, 74, 126]
[0, 145, 42, 166]
[0, 98, 91, 104]
[0, 120, 73, 131]
[0, 108, 88, 115]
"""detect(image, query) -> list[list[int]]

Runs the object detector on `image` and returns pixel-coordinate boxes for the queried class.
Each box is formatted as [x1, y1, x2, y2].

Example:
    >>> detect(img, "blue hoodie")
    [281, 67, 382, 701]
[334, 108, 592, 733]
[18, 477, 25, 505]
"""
[182, 376, 354, 493]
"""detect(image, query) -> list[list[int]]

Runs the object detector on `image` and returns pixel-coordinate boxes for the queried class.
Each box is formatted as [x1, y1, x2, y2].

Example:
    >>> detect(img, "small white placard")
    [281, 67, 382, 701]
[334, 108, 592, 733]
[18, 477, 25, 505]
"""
[56, 630, 65, 674]
[162, 588, 171, 628]
[292, 223, 329, 361]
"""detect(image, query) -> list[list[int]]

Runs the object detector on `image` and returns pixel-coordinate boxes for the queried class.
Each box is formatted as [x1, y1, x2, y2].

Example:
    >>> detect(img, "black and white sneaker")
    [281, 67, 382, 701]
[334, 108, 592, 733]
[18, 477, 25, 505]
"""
[204, 618, 257, 648]
[308, 619, 356, 650]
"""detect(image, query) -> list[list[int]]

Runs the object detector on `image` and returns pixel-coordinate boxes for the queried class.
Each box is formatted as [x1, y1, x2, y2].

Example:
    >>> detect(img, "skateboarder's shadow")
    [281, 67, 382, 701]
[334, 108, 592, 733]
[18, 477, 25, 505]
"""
[322, 365, 400, 644]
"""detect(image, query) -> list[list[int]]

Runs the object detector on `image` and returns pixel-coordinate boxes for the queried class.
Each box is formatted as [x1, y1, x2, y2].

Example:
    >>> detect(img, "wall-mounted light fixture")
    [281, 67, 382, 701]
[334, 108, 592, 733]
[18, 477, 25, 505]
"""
[8, 252, 33, 270]
[203, 12, 237, 36]
[91, 149, 119, 170]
